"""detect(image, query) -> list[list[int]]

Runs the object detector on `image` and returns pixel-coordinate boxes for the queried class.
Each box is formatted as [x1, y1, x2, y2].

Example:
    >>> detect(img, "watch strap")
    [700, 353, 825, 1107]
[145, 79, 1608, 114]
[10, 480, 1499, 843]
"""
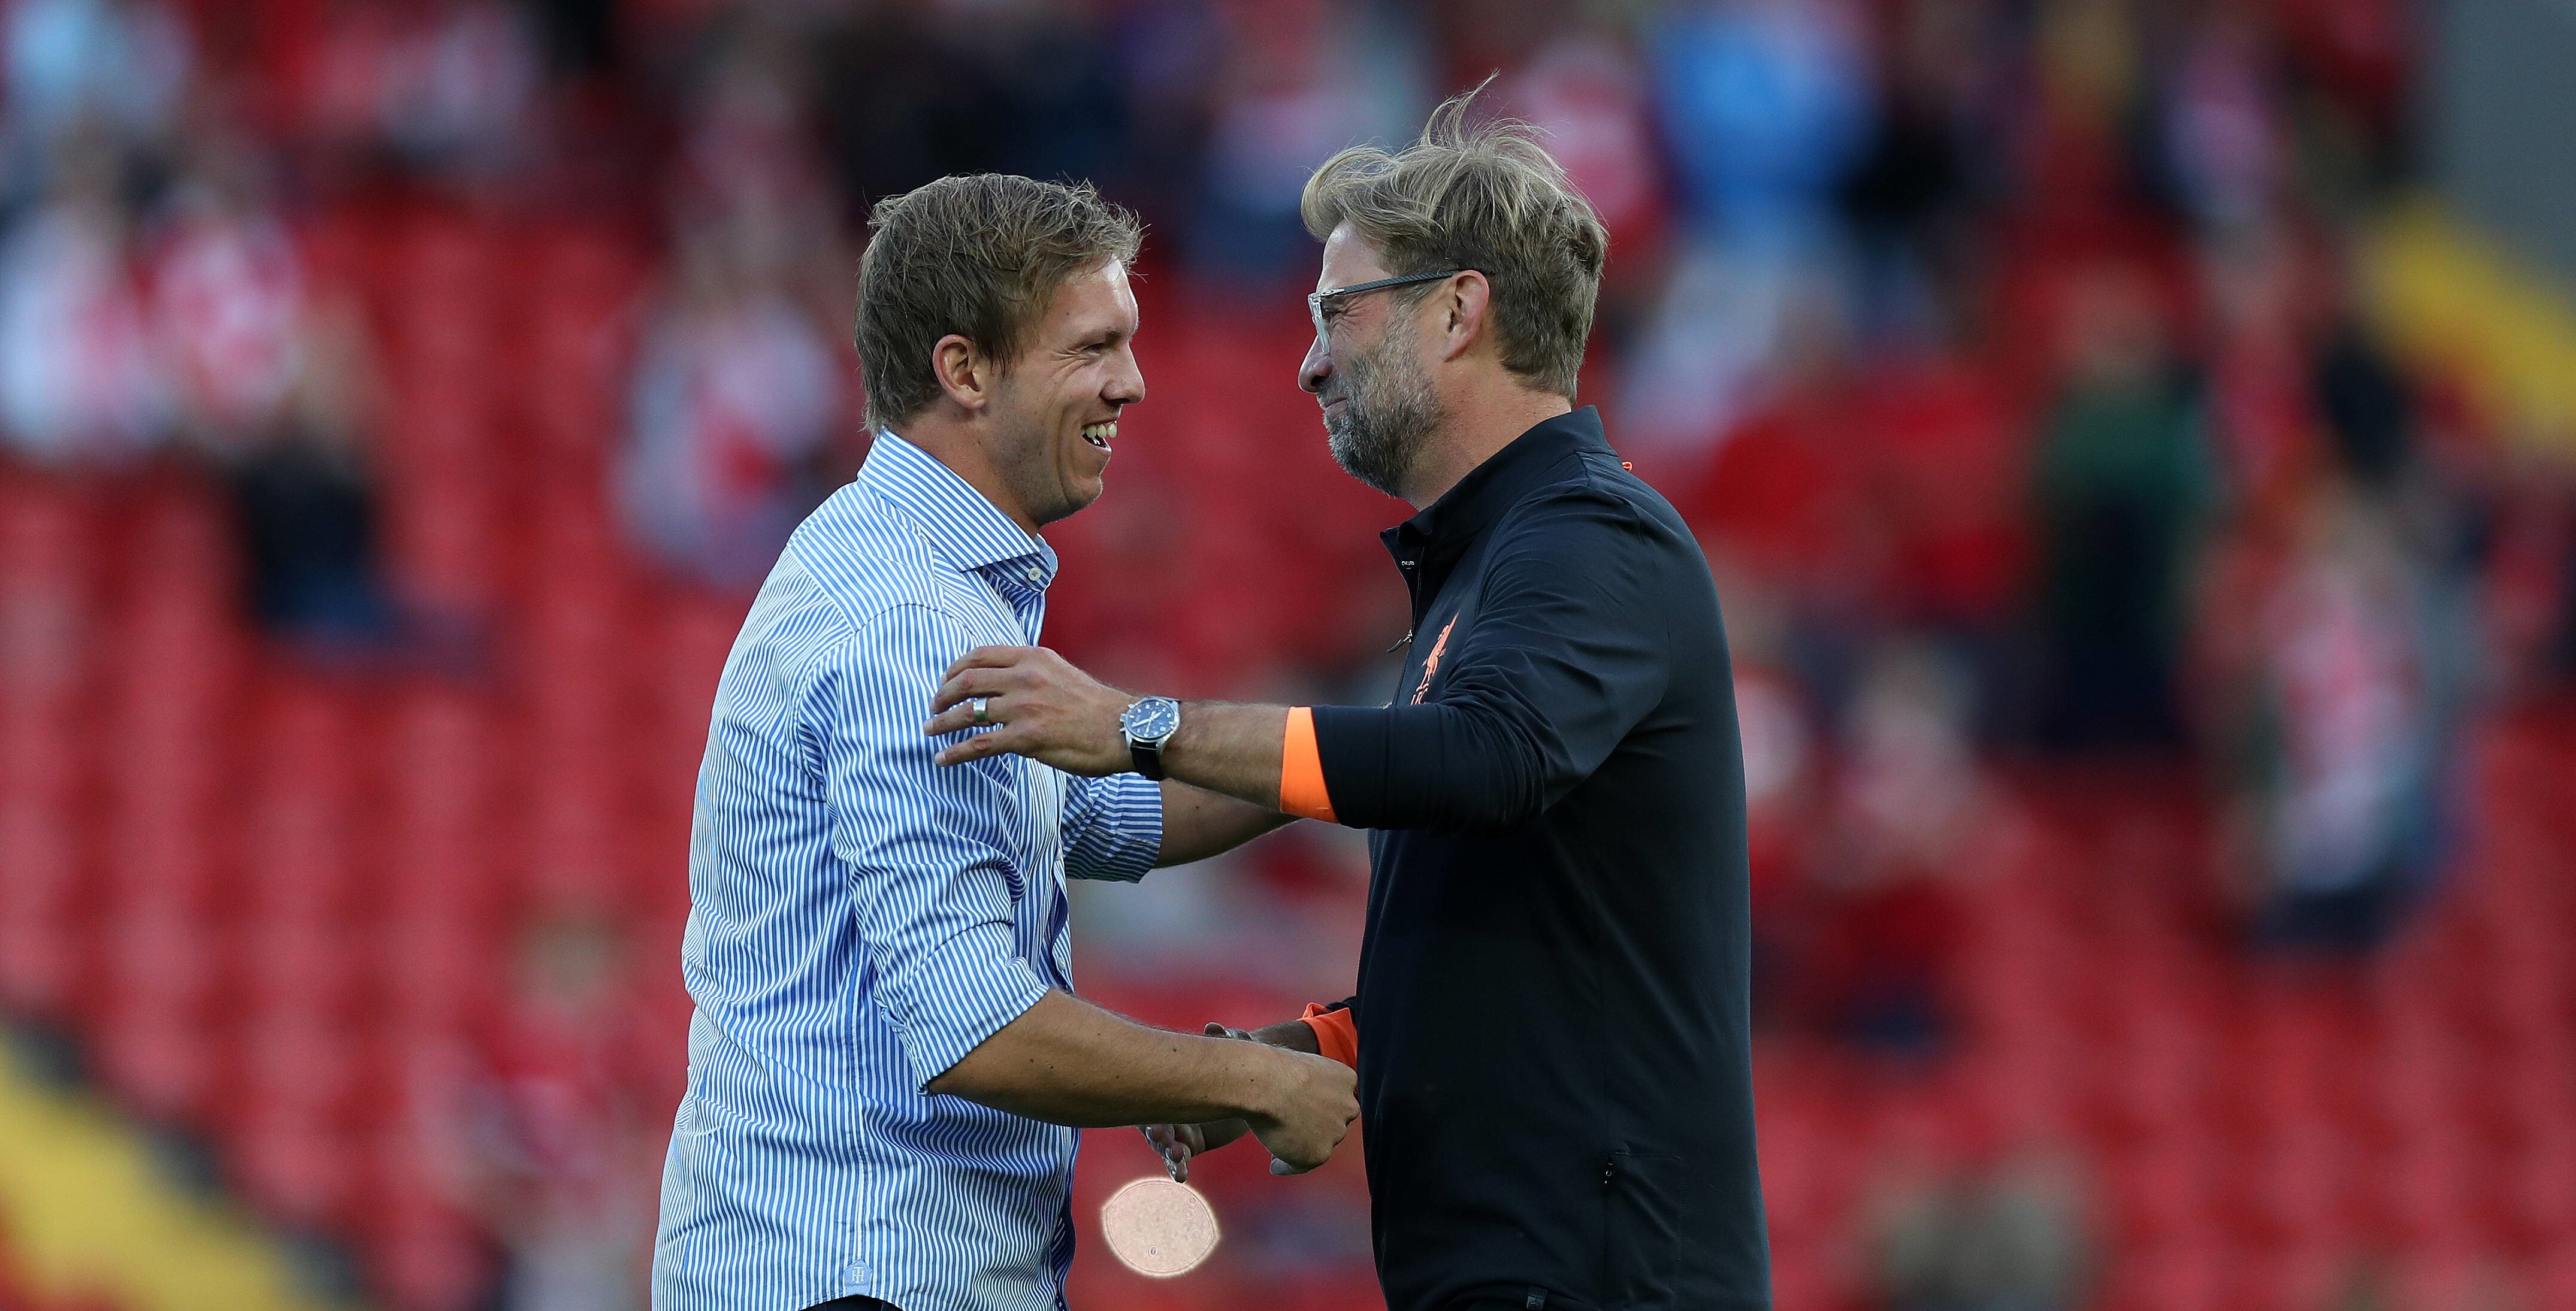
[1128, 737, 1166, 780]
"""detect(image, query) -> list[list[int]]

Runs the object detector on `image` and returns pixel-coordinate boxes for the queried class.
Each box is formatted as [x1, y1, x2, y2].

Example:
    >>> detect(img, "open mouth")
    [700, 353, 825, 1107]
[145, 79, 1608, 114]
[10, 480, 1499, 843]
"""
[1081, 420, 1116, 450]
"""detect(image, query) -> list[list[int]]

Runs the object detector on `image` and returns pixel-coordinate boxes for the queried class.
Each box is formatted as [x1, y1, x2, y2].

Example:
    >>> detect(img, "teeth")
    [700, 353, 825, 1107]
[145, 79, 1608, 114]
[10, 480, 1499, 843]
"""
[1081, 422, 1115, 449]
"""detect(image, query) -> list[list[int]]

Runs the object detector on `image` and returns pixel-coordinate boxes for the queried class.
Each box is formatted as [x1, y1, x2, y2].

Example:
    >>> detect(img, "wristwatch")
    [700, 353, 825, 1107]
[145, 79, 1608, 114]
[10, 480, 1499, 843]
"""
[1118, 696, 1181, 780]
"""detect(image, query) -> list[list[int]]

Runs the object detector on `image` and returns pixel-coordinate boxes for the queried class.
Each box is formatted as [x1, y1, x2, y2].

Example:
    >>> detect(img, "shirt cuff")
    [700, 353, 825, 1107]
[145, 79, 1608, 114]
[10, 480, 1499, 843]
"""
[1298, 1002, 1358, 1070]
[1063, 770, 1165, 882]
[1279, 707, 1337, 822]
[890, 928, 1054, 1092]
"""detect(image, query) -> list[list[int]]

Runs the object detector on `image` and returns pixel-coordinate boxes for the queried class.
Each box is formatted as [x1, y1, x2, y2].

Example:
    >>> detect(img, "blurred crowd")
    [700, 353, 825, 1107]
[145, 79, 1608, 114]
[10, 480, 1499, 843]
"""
[5, 1, 2573, 1309]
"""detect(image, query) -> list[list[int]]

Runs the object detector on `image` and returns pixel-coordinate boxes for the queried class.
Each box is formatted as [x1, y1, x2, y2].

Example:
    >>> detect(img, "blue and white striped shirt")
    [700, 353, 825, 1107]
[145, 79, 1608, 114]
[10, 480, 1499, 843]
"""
[652, 432, 1164, 1311]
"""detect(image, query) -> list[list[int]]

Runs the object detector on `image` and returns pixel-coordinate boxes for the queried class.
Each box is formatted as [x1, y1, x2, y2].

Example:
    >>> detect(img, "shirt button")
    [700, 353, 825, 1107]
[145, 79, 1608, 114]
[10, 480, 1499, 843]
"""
[1024, 567, 1044, 584]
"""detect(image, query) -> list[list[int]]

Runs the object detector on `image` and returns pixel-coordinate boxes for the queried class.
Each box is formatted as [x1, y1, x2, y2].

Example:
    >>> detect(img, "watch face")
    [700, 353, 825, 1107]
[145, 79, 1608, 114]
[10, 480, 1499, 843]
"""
[1123, 697, 1181, 741]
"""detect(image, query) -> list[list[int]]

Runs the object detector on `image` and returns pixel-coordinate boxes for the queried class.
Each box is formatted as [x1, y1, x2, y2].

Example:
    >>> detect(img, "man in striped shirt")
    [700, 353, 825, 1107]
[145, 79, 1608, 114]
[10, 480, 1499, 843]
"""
[651, 176, 1357, 1311]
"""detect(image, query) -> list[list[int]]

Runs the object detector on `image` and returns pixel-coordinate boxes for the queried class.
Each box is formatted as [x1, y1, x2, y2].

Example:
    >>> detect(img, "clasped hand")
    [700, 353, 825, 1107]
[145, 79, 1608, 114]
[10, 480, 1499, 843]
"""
[1144, 1023, 1307, 1182]
[925, 646, 1132, 775]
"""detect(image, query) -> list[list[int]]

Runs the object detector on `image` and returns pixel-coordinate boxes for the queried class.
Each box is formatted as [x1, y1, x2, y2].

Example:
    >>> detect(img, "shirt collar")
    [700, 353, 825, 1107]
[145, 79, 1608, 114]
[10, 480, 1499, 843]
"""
[1384, 406, 1611, 563]
[861, 429, 1059, 586]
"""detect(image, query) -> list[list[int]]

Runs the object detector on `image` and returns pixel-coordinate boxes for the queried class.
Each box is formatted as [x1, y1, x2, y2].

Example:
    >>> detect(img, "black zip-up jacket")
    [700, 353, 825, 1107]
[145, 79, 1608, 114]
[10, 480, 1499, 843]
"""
[1308, 408, 1770, 1311]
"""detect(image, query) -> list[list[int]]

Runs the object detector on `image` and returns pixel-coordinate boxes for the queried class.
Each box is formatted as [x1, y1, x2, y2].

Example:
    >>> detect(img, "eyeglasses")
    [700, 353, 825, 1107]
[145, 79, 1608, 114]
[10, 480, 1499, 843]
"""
[1307, 270, 1470, 344]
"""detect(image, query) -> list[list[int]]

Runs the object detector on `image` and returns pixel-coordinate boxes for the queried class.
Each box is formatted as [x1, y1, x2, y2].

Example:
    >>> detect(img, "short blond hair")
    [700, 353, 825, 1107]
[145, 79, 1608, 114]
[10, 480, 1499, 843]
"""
[857, 175, 1144, 431]
[1300, 87, 1608, 399]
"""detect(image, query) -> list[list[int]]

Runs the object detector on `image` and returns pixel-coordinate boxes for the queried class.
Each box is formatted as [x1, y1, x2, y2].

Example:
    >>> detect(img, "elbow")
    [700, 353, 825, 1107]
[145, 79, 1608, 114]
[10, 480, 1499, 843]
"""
[1454, 775, 1547, 829]
[923, 1046, 993, 1101]
[923, 1059, 975, 1098]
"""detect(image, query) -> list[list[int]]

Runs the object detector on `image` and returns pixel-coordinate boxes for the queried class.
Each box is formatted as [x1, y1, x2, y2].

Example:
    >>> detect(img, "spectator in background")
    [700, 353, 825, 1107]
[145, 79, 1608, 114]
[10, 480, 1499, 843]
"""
[1498, 27, 1667, 264]
[220, 295, 399, 653]
[1837, 0, 1994, 344]
[1805, 641, 1982, 1055]
[1620, 0, 1869, 453]
[821, 2, 1136, 225]
[1721, 575, 1820, 1027]
[2197, 226, 2319, 514]
[615, 219, 840, 591]
[0, 125, 168, 463]
[613, 11, 850, 594]
[147, 127, 401, 653]
[2154, 6, 2288, 239]
[305, 0, 541, 187]
[153, 128, 304, 449]
[1865, 1147, 2094, 1311]
[2030, 265, 2211, 752]
[1185, 1, 1411, 280]
[455, 915, 657, 1311]
[2193, 234, 2469, 951]
[2211, 478, 2450, 952]
[2, 0, 191, 187]
[2311, 299, 2414, 491]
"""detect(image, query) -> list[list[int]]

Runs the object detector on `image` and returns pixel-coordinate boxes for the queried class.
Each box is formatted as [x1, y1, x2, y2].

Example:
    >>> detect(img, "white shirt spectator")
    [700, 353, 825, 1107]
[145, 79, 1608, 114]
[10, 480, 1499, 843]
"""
[618, 286, 840, 588]
[0, 199, 168, 462]
[152, 201, 304, 437]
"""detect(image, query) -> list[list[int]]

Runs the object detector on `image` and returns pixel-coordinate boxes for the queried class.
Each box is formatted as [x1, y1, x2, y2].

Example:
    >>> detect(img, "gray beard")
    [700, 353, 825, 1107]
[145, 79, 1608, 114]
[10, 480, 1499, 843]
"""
[1323, 337, 1443, 499]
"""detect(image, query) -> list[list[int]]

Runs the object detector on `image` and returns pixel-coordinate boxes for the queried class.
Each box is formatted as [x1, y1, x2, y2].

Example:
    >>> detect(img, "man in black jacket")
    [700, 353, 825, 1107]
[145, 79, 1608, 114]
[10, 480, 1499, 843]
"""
[921, 91, 1770, 1311]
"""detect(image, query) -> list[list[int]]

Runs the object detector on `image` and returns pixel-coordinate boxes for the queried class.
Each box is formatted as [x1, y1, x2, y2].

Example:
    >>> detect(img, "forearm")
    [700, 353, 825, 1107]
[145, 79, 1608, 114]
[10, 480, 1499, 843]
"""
[1155, 779, 1295, 867]
[1250, 1018, 1321, 1054]
[1160, 702, 1295, 808]
[926, 990, 1296, 1127]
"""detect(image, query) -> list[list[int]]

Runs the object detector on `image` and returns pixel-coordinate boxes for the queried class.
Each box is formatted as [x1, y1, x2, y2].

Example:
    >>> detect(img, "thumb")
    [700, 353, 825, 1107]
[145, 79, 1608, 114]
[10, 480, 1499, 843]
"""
[1270, 1156, 1293, 1176]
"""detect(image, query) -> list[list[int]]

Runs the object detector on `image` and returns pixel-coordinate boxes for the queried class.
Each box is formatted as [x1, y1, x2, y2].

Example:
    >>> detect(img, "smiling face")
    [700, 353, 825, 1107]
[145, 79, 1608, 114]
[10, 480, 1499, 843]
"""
[1299, 225, 1446, 499]
[984, 258, 1145, 528]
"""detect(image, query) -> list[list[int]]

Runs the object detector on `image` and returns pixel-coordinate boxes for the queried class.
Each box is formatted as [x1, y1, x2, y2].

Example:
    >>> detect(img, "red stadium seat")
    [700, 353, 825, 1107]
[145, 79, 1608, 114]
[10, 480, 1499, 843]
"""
[230, 1106, 355, 1230]
[92, 1009, 219, 1127]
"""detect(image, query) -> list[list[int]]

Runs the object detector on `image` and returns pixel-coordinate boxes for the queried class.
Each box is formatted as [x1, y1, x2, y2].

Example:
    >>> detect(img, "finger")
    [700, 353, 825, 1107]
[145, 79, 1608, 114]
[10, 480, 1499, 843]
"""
[1271, 1155, 1310, 1176]
[924, 693, 1009, 738]
[928, 668, 1008, 714]
[941, 646, 1032, 680]
[1142, 1125, 1192, 1181]
[932, 726, 1027, 767]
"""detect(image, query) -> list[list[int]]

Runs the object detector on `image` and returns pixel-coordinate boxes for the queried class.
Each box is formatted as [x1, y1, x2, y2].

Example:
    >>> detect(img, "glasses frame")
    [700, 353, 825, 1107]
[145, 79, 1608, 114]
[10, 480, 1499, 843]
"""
[1308, 269, 1471, 343]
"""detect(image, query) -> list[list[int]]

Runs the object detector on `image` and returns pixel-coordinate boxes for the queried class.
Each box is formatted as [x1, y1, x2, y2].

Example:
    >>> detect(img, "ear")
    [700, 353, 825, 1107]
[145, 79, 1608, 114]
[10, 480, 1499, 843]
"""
[1434, 272, 1492, 364]
[930, 333, 991, 414]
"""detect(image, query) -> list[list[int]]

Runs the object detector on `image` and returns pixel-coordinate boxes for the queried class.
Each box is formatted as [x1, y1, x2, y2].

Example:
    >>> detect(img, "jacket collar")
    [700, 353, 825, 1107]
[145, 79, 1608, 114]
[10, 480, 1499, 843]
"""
[1382, 405, 1610, 584]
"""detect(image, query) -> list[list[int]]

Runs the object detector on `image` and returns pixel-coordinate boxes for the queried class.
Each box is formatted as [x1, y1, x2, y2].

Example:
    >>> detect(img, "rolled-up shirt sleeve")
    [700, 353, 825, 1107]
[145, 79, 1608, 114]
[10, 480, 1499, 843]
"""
[1062, 772, 1163, 882]
[814, 605, 1051, 1091]
[1312, 490, 1671, 831]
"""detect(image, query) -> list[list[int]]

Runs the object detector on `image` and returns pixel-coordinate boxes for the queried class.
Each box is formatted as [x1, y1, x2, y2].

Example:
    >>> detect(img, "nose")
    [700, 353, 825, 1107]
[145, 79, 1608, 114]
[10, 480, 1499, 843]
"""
[1107, 343, 1145, 407]
[1299, 334, 1330, 396]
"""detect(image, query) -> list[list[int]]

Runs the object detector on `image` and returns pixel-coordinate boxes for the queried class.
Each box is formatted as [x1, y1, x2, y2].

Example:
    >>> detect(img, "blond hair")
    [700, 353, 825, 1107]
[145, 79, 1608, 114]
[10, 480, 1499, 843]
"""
[857, 175, 1144, 431]
[1300, 86, 1608, 398]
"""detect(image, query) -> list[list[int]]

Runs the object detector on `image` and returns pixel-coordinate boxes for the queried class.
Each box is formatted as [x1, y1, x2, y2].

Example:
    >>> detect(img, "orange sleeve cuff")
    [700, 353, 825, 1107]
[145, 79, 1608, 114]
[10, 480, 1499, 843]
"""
[1298, 1003, 1358, 1070]
[1279, 707, 1337, 823]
